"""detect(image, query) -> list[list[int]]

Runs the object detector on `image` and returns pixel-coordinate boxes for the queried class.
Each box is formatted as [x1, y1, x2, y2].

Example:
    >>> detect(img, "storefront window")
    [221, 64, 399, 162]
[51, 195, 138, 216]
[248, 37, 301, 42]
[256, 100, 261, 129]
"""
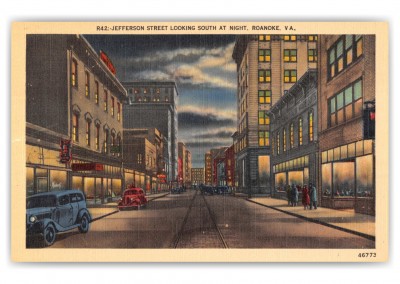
[258, 155, 270, 187]
[275, 173, 286, 192]
[125, 171, 134, 187]
[112, 179, 122, 197]
[72, 176, 83, 191]
[95, 178, 102, 204]
[26, 145, 42, 164]
[49, 170, 67, 192]
[333, 161, 355, 197]
[36, 169, 48, 193]
[322, 163, 332, 197]
[303, 168, 309, 185]
[26, 167, 34, 196]
[84, 177, 95, 201]
[43, 149, 64, 167]
[356, 155, 374, 197]
[288, 171, 303, 186]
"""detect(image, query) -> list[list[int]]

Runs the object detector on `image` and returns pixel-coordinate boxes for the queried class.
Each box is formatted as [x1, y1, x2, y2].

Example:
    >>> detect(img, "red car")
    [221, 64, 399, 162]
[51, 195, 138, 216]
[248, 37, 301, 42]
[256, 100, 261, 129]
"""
[118, 187, 148, 210]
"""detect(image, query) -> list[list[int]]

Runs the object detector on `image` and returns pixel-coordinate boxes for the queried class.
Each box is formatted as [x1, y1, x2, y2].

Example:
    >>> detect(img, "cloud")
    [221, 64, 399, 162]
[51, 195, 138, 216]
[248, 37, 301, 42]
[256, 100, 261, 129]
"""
[192, 130, 235, 139]
[123, 42, 237, 89]
[178, 105, 236, 121]
[185, 141, 230, 149]
[178, 112, 235, 130]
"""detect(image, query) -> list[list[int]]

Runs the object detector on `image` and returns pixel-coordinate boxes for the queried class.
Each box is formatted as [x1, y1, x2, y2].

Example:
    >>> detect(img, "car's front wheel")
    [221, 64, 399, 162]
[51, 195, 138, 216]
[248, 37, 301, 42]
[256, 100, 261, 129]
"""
[78, 213, 90, 233]
[43, 223, 56, 246]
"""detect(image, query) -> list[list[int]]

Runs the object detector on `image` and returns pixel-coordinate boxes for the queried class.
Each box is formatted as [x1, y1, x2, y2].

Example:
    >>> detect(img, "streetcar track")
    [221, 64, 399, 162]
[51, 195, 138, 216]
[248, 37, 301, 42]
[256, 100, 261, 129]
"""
[172, 190, 198, 248]
[172, 191, 228, 249]
[201, 194, 229, 249]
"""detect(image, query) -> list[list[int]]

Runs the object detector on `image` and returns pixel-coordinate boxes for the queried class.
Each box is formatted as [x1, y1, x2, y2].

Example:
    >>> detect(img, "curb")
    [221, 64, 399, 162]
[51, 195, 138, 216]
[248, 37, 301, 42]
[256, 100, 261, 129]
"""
[246, 199, 375, 242]
[147, 192, 170, 201]
[90, 193, 170, 222]
[90, 210, 119, 222]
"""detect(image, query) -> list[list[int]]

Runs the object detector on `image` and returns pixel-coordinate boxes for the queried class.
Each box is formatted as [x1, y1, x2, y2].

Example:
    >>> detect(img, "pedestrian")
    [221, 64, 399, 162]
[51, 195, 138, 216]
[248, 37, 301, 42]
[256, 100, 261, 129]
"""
[291, 184, 298, 207]
[309, 183, 318, 210]
[286, 184, 292, 206]
[302, 184, 310, 210]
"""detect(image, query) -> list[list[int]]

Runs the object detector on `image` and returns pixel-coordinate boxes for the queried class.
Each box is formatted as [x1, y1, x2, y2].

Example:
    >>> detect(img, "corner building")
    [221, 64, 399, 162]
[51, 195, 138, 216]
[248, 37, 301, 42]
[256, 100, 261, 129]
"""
[26, 35, 127, 204]
[232, 35, 318, 194]
[318, 35, 375, 215]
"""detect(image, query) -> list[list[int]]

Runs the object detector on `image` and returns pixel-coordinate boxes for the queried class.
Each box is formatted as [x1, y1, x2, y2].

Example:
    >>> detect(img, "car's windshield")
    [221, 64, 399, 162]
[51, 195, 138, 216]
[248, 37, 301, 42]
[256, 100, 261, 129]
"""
[27, 195, 57, 209]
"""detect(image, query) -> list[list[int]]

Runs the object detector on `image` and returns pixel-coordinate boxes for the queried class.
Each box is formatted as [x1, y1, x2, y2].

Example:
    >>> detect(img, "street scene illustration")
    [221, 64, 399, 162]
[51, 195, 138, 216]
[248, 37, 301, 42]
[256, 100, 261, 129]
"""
[25, 33, 375, 249]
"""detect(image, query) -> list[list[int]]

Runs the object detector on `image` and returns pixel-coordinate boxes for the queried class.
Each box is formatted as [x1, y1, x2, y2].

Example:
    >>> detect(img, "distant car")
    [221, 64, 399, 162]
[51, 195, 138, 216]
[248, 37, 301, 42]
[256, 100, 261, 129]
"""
[26, 190, 91, 247]
[200, 185, 214, 195]
[217, 186, 231, 195]
[171, 187, 183, 194]
[118, 187, 148, 210]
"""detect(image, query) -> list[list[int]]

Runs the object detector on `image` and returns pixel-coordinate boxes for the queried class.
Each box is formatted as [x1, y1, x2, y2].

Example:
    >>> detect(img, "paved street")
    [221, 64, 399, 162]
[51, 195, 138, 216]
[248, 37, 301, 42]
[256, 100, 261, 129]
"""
[30, 190, 374, 249]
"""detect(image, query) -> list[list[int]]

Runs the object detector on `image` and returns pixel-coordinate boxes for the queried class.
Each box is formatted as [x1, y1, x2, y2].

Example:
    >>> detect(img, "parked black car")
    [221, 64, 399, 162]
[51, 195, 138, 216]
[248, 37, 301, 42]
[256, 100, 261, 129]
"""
[26, 190, 91, 246]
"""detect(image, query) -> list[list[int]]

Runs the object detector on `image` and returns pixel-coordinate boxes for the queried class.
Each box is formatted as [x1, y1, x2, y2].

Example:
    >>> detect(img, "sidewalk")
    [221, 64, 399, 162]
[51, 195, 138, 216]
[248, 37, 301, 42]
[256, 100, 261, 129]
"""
[247, 197, 375, 240]
[88, 192, 170, 221]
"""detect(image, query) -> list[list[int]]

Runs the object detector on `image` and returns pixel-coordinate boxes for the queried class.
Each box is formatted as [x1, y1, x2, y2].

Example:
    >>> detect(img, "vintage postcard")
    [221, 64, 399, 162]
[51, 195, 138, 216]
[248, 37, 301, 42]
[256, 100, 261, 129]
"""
[11, 22, 388, 262]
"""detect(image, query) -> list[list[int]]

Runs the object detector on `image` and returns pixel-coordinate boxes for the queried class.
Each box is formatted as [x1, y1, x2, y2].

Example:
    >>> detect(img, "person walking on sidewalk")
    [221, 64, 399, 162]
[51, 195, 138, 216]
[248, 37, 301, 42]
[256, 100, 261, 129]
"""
[291, 184, 298, 207]
[309, 183, 318, 210]
[302, 184, 310, 210]
[286, 184, 292, 206]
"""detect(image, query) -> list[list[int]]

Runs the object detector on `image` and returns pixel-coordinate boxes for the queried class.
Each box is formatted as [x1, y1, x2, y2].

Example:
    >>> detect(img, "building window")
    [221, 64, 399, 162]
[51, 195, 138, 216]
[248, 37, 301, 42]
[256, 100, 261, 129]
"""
[284, 70, 297, 83]
[111, 97, 115, 117]
[328, 79, 363, 127]
[95, 125, 100, 150]
[258, 35, 271, 41]
[276, 132, 280, 155]
[258, 70, 271, 83]
[137, 154, 142, 164]
[71, 59, 78, 87]
[111, 133, 115, 155]
[258, 90, 271, 104]
[117, 102, 121, 122]
[259, 131, 270, 146]
[86, 120, 91, 146]
[308, 35, 318, 41]
[283, 129, 287, 152]
[298, 118, 303, 146]
[104, 130, 109, 153]
[258, 111, 270, 125]
[290, 123, 294, 149]
[259, 49, 271, 62]
[85, 71, 90, 98]
[309, 111, 314, 142]
[134, 88, 139, 94]
[308, 49, 318, 62]
[95, 81, 99, 104]
[283, 49, 297, 62]
[328, 35, 363, 79]
[283, 35, 297, 41]
[104, 90, 108, 112]
[72, 114, 79, 142]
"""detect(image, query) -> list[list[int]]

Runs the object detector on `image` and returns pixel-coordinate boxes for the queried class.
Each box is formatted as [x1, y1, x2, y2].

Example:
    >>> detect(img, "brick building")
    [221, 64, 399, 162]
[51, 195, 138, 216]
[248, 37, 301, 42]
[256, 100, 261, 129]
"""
[318, 35, 375, 215]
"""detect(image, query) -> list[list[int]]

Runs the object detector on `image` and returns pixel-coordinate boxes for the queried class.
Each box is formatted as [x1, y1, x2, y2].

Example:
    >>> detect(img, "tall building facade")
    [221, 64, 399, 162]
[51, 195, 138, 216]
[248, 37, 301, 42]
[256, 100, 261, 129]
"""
[122, 81, 179, 183]
[191, 168, 205, 186]
[26, 35, 127, 204]
[318, 35, 375, 215]
[204, 152, 212, 185]
[232, 34, 318, 195]
[178, 142, 192, 187]
[270, 70, 318, 199]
